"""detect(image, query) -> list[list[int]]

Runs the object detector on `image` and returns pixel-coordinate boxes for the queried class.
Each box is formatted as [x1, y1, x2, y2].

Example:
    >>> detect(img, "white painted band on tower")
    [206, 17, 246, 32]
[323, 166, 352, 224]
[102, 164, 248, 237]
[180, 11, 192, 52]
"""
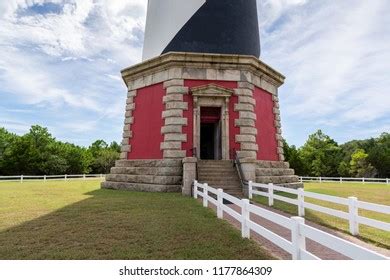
[142, 0, 205, 61]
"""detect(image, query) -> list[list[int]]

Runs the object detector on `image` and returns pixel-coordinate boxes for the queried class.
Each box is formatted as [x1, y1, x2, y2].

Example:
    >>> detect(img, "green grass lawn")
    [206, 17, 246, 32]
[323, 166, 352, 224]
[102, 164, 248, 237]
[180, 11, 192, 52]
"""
[252, 182, 390, 249]
[0, 180, 273, 260]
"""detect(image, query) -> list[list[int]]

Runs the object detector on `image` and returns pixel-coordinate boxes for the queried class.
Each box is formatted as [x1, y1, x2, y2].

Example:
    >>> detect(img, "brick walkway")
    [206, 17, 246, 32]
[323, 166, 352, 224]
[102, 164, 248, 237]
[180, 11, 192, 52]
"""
[202, 199, 390, 260]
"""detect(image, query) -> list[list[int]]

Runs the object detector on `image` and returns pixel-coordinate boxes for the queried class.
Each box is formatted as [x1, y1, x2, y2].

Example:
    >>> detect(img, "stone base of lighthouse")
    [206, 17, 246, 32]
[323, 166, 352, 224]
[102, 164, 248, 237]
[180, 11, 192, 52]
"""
[102, 52, 303, 195]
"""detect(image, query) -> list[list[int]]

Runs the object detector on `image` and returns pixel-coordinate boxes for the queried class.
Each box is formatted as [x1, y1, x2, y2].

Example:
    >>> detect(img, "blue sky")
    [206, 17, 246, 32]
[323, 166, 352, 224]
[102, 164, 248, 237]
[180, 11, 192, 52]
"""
[0, 0, 389, 147]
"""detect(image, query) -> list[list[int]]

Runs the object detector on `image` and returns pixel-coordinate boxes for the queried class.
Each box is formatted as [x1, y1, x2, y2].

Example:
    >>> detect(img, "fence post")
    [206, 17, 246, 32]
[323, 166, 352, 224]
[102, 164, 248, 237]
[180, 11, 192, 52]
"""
[298, 188, 305, 217]
[241, 199, 250, 239]
[340, 177, 342, 183]
[100, 174, 103, 180]
[362, 178, 365, 184]
[21, 175, 23, 183]
[291, 217, 306, 260]
[319, 177, 322, 183]
[248, 181, 253, 199]
[64, 174, 67, 181]
[299, 177, 303, 183]
[268, 183, 274, 206]
[387, 178, 389, 185]
[193, 180, 198, 199]
[83, 174, 86, 180]
[203, 183, 208, 207]
[44, 175, 46, 182]
[348, 197, 359, 235]
[217, 188, 223, 219]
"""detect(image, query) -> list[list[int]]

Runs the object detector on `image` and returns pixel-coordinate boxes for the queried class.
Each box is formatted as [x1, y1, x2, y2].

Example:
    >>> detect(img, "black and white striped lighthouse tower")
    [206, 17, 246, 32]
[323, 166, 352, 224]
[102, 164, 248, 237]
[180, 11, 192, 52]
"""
[103, 0, 302, 195]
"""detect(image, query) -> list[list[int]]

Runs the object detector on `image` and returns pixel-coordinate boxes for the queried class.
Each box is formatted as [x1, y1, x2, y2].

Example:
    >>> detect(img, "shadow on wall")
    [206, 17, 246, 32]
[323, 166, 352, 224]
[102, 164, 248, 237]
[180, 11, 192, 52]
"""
[0, 189, 271, 260]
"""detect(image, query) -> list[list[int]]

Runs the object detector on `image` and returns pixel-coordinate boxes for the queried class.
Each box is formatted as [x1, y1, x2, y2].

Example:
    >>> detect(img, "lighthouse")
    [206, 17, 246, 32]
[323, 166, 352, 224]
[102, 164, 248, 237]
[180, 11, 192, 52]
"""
[102, 0, 302, 196]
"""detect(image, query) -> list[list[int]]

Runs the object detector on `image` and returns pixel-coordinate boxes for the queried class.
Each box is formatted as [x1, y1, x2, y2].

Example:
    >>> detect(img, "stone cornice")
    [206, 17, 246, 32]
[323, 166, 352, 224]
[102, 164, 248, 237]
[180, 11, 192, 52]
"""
[121, 52, 285, 88]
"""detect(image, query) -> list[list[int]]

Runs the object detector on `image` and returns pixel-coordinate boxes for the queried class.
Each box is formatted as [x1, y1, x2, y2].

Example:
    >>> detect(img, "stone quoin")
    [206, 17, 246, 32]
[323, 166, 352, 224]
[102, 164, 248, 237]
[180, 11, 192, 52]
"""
[102, 0, 302, 195]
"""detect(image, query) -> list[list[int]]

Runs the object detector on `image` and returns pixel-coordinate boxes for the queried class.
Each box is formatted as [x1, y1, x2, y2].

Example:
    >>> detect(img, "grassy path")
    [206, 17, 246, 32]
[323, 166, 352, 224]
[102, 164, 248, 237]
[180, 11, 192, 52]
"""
[0, 180, 273, 260]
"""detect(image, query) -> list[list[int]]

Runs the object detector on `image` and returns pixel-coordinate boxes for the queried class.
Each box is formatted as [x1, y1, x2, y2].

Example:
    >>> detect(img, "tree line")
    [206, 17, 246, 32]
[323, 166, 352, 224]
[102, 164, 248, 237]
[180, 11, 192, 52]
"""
[284, 130, 390, 178]
[0, 125, 120, 176]
[1, 125, 389, 178]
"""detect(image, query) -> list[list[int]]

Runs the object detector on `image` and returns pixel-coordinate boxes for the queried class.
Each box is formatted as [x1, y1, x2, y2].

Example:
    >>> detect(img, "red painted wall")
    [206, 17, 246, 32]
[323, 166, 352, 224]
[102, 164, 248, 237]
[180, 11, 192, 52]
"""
[253, 87, 278, 161]
[183, 80, 240, 159]
[128, 83, 165, 159]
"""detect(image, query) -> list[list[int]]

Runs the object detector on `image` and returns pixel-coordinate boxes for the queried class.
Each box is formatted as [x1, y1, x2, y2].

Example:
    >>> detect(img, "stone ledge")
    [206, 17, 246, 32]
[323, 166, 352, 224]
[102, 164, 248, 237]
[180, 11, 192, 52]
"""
[102, 181, 181, 193]
[160, 141, 182, 150]
[121, 52, 285, 90]
[241, 143, 259, 151]
[111, 166, 182, 176]
[166, 86, 189, 95]
[126, 97, 134, 104]
[163, 79, 184, 88]
[115, 159, 182, 167]
[125, 104, 135, 111]
[239, 111, 257, 120]
[235, 119, 255, 128]
[164, 117, 188, 126]
[163, 150, 187, 158]
[163, 94, 183, 103]
[125, 111, 133, 118]
[162, 110, 183, 119]
[124, 117, 134, 125]
[240, 127, 258, 136]
[238, 96, 256, 105]
[161, 125, 182, 134]
[121, 145, 131, 152]
[234, 88, 253, 97]
[238, 81, 255, 90]
[127, 90, 137, 98]
[234, 103, 254, 112]
[164, 133, 187, 142]
[106, 174, 182, 185]
[236, 134, 256, 143]
[165, 102, 188, 110]
[237, 151, 257, 159]
[122, 131, 133, 138]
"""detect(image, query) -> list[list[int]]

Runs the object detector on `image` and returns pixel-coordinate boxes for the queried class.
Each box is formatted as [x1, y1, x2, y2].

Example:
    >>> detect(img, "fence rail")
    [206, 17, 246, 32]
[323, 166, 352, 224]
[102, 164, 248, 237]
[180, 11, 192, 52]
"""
[0, 174, 106, 183]
[299, 176, 389, 184]
[193, 181, 388, 260]
[249, 181, 390, 235]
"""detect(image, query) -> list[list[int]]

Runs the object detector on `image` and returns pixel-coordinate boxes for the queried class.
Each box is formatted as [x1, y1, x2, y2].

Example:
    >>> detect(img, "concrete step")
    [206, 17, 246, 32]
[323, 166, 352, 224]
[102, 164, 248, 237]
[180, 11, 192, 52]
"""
[106, 174, 182, 185]
[256, 168, 295, 176]
[101, 181, 181, 192]
[111, 167, 182, 176]
[256, 175, 300, 185]
[256, 161, 290, 169]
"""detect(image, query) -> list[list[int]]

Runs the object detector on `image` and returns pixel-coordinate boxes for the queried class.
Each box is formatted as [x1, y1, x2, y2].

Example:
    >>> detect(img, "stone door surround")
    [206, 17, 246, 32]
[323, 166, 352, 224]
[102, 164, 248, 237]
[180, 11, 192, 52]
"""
[191, 84, 233, 160]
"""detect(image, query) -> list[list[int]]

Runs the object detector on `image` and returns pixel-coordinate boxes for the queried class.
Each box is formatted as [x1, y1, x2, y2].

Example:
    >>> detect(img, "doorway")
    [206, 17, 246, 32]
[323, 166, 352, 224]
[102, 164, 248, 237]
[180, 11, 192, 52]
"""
[200, 107, 222, 160]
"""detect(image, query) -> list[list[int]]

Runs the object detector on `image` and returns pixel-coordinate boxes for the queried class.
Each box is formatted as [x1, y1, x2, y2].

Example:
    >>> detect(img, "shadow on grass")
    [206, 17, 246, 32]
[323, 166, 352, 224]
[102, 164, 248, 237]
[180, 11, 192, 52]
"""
[0, 189, 273, 260]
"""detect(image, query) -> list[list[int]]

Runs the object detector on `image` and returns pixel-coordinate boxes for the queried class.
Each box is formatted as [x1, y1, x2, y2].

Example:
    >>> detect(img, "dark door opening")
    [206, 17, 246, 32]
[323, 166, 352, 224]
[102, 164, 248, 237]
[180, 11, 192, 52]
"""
[200, 107, 222, 160]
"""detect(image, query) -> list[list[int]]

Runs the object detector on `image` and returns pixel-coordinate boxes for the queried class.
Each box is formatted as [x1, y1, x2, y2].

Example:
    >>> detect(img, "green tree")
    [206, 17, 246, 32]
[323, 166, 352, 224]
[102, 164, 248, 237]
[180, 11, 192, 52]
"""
[350, 149, 377, 178]
[367, 133, 390, 178]
[300, 130, 342, 176]
[283, 139, 305, 175]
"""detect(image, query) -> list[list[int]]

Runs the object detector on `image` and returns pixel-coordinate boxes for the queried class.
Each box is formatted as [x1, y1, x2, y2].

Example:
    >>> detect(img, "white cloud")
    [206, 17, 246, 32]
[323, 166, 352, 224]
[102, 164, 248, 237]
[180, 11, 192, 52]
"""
[259, 0, 390, 144]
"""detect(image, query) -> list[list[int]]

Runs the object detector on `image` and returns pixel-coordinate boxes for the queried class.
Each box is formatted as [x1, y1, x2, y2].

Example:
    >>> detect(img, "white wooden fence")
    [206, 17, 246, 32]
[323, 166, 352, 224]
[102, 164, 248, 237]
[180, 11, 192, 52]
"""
[0, 174, 105, 183]
[193, 181, 388, 260]
[248, 181, 390, 236]
[299, 176, 389, 184]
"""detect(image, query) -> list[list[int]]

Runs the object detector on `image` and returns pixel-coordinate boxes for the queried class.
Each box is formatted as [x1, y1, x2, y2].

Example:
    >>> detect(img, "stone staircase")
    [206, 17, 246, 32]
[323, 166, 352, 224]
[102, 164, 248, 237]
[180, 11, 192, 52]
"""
[102, 160, 182, 192]
[256, 161, 303, 189]
[197, 160, 243, 197]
